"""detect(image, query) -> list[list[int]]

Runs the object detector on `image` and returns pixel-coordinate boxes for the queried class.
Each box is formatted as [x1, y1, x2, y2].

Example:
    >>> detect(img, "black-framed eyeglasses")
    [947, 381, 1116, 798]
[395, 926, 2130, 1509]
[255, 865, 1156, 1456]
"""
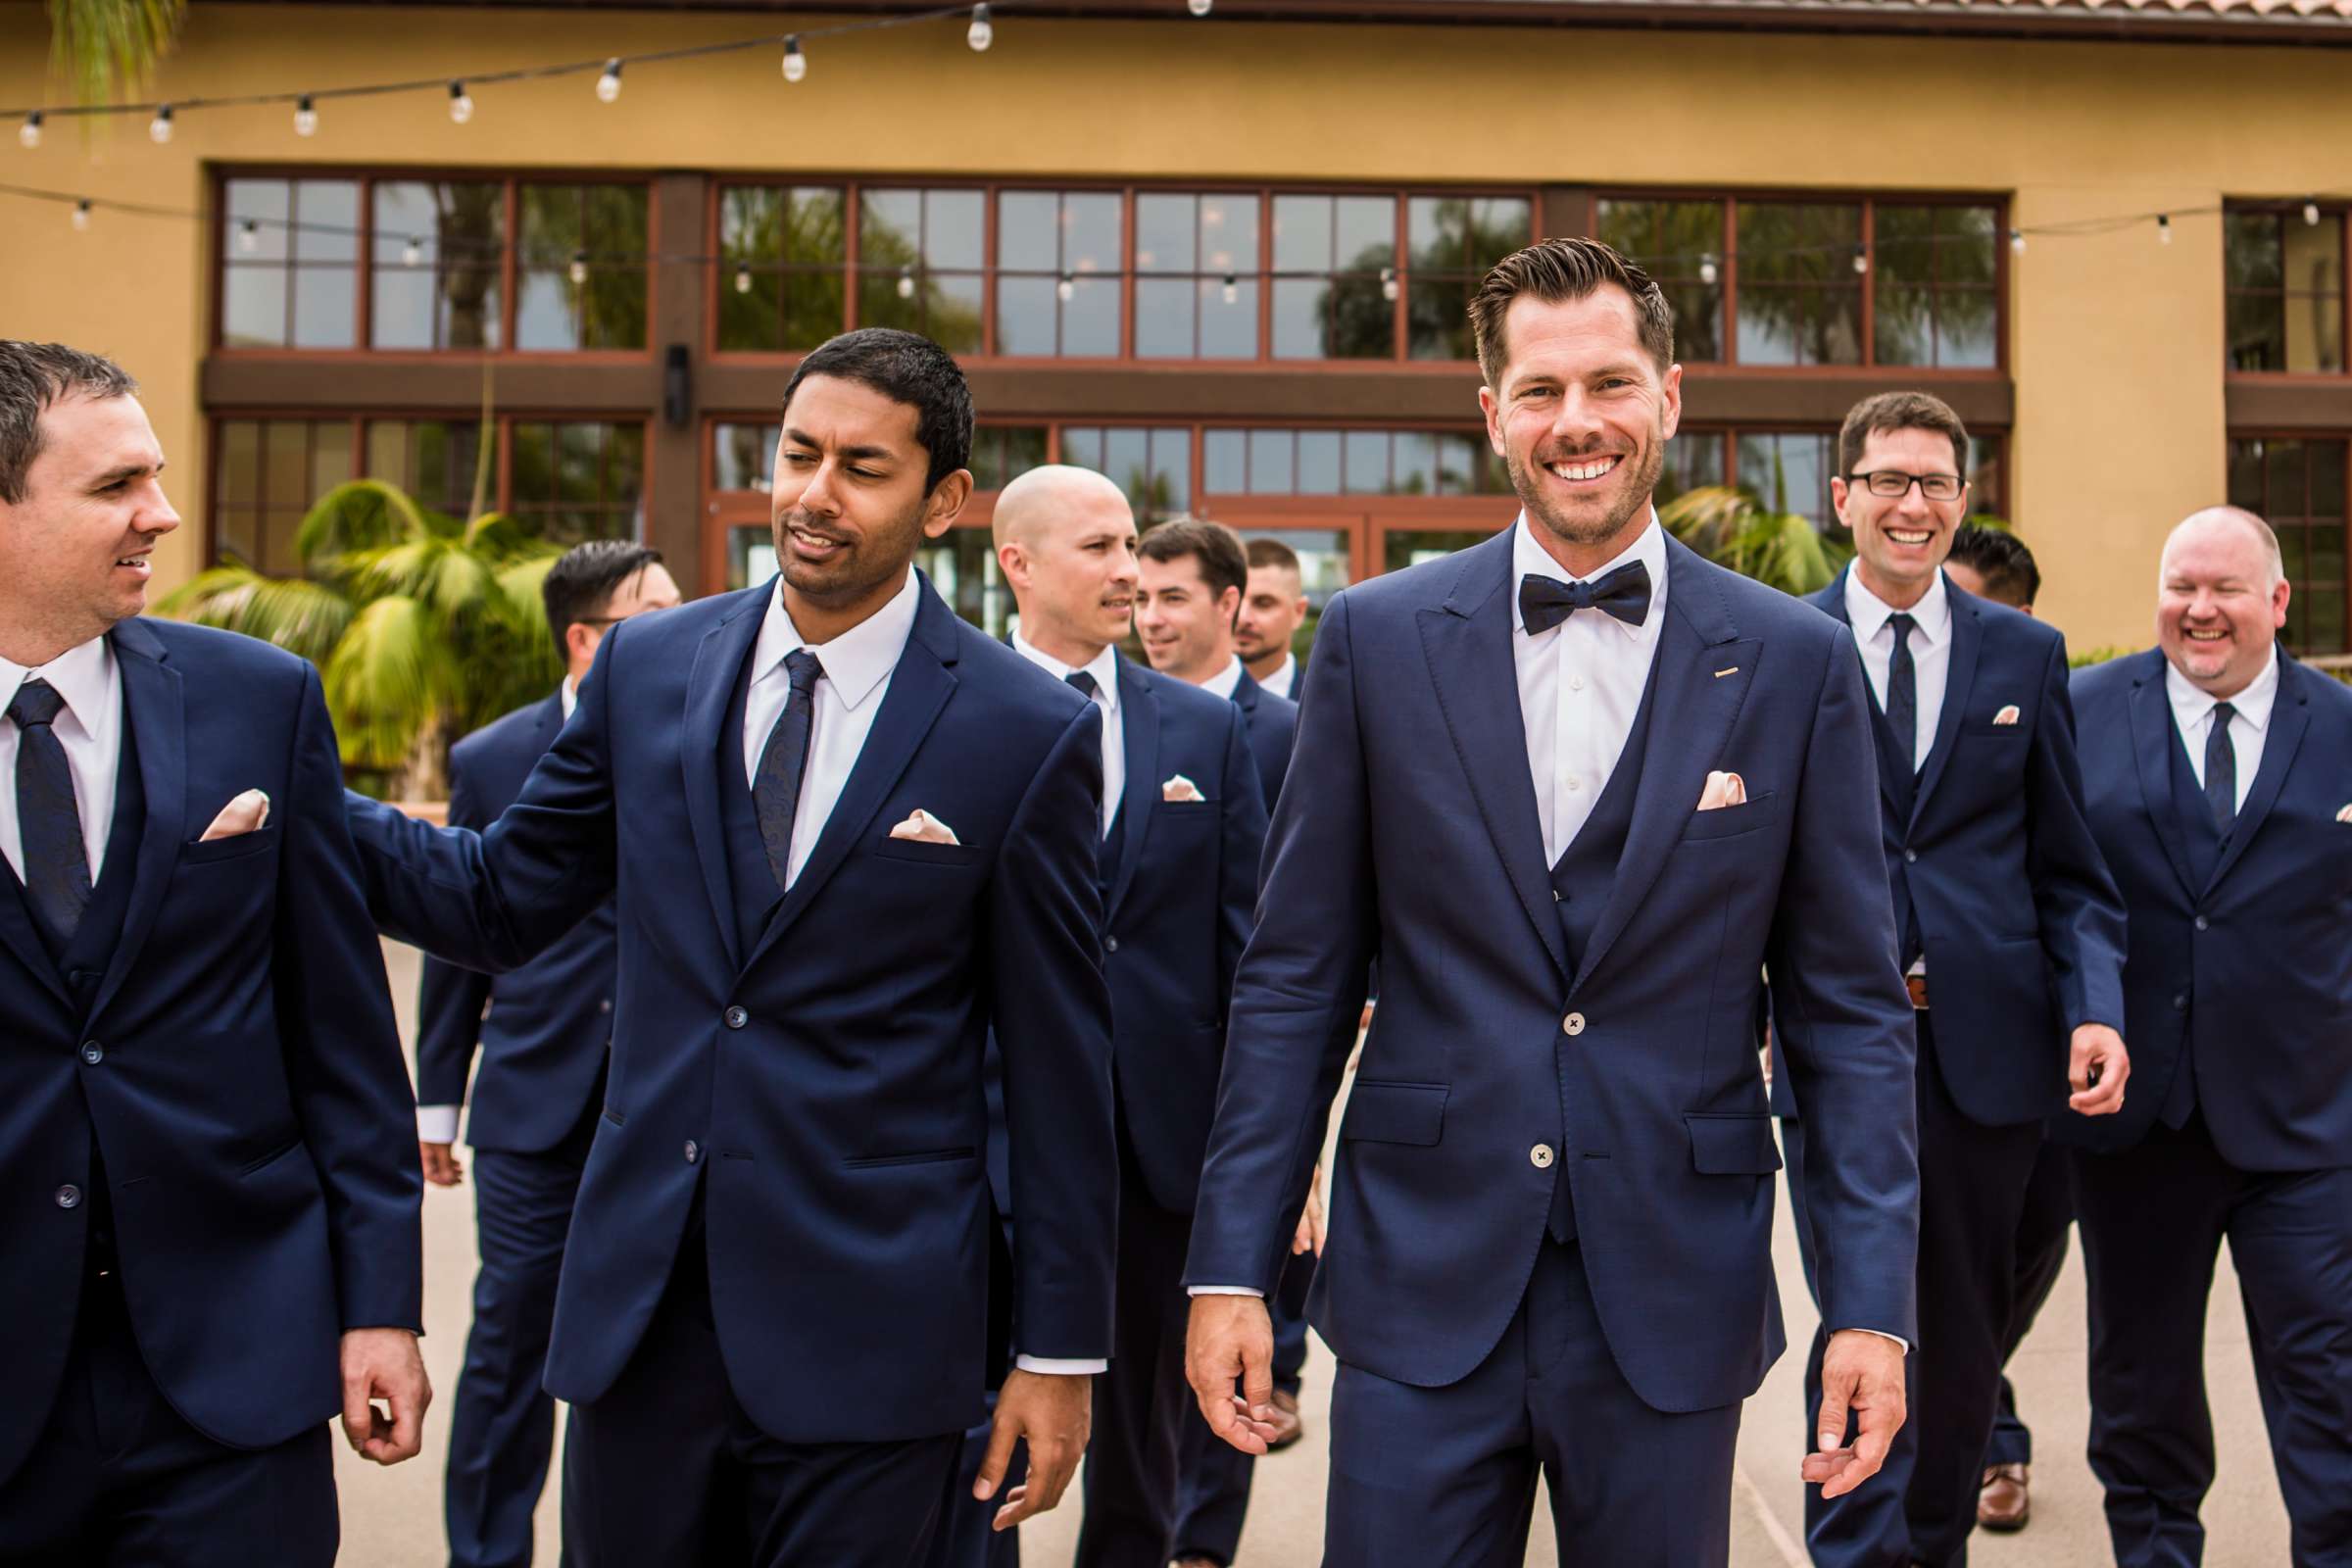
[1850, 469, 1965, 503]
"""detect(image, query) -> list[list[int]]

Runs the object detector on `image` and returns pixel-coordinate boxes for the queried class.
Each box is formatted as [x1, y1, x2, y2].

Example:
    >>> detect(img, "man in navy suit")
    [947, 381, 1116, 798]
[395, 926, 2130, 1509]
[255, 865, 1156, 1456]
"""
[2064, 507, 2352, 1568]
[0, 341, 426, 1564]
[987, 468, 1266, 1568]
[1791, 393, 2130, 1568]
[344, 329, 1116, 1567]
[1235, 537, 1310, 705]
[414, 539, 678, 1568]
[1184, 240, 1922, 1567]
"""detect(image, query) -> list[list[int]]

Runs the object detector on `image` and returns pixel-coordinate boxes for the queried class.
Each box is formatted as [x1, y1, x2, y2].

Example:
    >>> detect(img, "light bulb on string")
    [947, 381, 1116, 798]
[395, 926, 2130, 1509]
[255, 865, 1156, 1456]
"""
[782, 37, 807, 83]
[149, 105, 174, 144]
[1220, 273, 1239, 305]
[897, 266, 917, 301]
[449, 82, 474, 123]
[72, 200, 90, 232]
[597, 60, 623, 102]
[569, 251, 590, 286]
[402, 236, 424, 268]
[2305, 200, 2323, 228]
[237, 219, 260, 254]
[1698, 254, 1718, 286]
[1850, 245, 1869, 275]
[293, 95, 318, 136]
[968, 5, 994, 51]
[1056, 272, 1075, 303]
[1189, 0, 1213, 14]
[734, 263, 754, 295]
[2158, 214, 2172, 245]
[2009, 228, 2026, 256]
[1380, 267, 1399, 302]
[19, 112, 42, 150]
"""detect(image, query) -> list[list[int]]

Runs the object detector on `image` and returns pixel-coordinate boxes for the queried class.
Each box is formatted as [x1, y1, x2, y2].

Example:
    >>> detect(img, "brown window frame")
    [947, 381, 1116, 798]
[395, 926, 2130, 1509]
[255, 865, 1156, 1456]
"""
[2227, 429, 2352, 655]
[2223, 201, 2352, 381]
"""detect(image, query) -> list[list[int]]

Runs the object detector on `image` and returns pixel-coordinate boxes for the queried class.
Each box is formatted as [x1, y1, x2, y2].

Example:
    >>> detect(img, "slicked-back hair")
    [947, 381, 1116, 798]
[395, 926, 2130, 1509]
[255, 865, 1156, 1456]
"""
[1140, 515, 1249, 606]
[778, 328, 973, 494]
[1245, 536, 1301, 576]
[1944, 524, 2040, 610]
[1469, 239, 1676, 389]
[543, 539, 665, 644]
[0, 340, 139, 505]
[1838, 390, 1970, 483]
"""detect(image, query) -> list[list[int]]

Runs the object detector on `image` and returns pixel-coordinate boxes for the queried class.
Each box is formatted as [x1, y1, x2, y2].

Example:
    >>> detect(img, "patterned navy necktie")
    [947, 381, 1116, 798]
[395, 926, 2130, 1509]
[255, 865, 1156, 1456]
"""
[2205, 702, 2238, 832]
[1885, 612, 1919, 774]
[10, 678, 91, 956]
[752, 650, 825, 897]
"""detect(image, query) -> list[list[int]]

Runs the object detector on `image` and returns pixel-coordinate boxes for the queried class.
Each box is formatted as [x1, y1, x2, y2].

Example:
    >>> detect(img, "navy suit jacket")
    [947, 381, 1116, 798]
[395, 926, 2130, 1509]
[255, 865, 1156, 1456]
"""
[1184, 528, 1920, 1412]
[1101, 655, 1267, 1213]
[345, 577, 1117, 1443]
[1775, 570, 2126, 1127]
[415, 692, 615, 1153]
[0, 619, 419, 1486]
[2062, 649, 2352, 1171]
[1231, 666, 1298, 812]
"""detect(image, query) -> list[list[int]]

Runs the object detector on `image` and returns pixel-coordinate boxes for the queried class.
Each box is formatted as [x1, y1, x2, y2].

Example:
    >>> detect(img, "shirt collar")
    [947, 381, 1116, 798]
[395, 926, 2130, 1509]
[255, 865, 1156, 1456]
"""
[1510, 511, 1667, 639]
[1010, 627, 1121, 711]
[1844, 566, 1952, 651]
[1268, 652, 1298, 693]
[560, 674, 579, 720]
[1200, 656, 1246, 701]
[2166, 641, 2281, 735]
[0, 633, 116, 741]
[759, 568, 921, 713]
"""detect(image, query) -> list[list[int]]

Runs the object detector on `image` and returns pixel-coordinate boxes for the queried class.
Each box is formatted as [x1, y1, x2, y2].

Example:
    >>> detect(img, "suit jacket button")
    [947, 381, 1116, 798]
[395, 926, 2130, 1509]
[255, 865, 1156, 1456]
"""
[55, 1185, 80, 1209]
[684, 1140, 701, 1165]
[1562, 1012, 1585, 1036]
[600, 999, 612, 1012]
[2194, 916, 2209, 932]
[79, 1041, 102, 1065]
[724, 1005, 749, 1030]
[2174, 993, 2188, 1011]
[1903, 848, 1919, 864]
[1104, 936, 1120, 954]
[1530, 1144, 1555, 1169]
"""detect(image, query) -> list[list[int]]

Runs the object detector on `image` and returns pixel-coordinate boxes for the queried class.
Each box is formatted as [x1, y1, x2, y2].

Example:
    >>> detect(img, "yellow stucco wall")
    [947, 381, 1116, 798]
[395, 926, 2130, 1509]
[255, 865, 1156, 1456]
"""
[2, 5, 2344, 647]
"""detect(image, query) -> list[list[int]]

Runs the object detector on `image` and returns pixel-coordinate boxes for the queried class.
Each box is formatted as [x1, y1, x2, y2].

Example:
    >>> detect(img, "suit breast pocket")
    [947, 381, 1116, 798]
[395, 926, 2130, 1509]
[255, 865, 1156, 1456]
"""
[1681, 792, 1781, 843]
[870, 836, 984, 869]
[178, 824, 283, 867]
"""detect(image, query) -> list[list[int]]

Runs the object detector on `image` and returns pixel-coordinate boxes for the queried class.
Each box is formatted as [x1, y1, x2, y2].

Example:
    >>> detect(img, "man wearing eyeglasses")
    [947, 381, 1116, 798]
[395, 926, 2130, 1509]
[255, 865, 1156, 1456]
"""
[1783, 391, 2131, 1568]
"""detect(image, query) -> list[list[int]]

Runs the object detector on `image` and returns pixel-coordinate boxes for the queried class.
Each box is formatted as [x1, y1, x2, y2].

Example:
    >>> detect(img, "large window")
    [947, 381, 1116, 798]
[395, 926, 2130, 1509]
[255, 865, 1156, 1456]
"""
[2226, 205, 2348, 374]
[1201, 426, 1508, 498]
[2230, 436, 2349, 652]
[213, 418, 355, 575]
[220, 179, 362, 350]
[856, 187, 987, 354]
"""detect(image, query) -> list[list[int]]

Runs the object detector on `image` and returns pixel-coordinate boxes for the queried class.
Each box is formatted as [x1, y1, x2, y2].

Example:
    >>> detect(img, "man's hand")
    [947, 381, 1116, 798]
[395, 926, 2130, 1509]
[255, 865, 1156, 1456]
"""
[419, 1141, 464, 1187]
[975, 1370, 1090, 1532]
[1186, 1294, 1283, 1455]
[2068, 1023, 2131, 1116]
[340, 1328, 430, 1464]
[1802, 1329, 1906, 1497]
[1293, 1164, 1325, 1257]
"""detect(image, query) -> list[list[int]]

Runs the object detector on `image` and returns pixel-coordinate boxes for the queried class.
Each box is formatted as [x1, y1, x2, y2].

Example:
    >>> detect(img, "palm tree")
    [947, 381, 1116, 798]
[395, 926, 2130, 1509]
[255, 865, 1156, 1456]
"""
[47, 0, 185, 110]
[159, 480, 564, 799]
[1660, 485, 1852, 596]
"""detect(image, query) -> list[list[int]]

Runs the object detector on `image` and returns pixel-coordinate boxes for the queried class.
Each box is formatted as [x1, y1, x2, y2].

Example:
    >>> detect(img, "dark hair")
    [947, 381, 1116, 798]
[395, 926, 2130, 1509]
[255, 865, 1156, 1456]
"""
[0, 340, 139, 505]
[778, 328, 973, 494]
[1470, 238, 1675, 388]
[1838, 390, 1970, 484]
[1244, 537, 1301, 576]
[1944, 524, 2040, 610]
[1139, 516, 1248, 606]
[542, 539, 665, 644]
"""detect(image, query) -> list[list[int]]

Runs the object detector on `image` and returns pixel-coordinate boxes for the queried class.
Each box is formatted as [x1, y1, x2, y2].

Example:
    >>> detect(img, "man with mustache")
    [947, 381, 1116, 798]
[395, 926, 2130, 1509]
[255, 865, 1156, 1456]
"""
[346, 328, 1116, 1567]
[1183, 240, 1920, 1566]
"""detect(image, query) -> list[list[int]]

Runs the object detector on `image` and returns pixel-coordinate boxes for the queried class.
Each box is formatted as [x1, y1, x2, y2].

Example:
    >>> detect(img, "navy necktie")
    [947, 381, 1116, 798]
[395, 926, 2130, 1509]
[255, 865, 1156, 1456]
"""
[752, 650, 824, 897]
[1885, 612, 1919, 774]
[10, 678, 91, 956]
[1518, 561, 1652, 636]
[2205, 702, 2238, 832]
[1065, 669, 1098, 699]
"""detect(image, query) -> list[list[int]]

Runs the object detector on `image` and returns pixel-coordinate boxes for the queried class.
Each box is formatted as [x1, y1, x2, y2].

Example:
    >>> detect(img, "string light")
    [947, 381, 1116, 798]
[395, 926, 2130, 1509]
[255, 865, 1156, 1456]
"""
[402, 235, 423, 268]
[1698, 254, 1718, 286]
[734, 262, 753, 294]
[596, 60, 623, 102]
[569, 250, 590, 285]
[18, 111, 40, 150]
[1850, 244, 1869, 275]
[1380, 266, 1399, 302]
[448, 81, 473, 123]
[967, 5, 994, 51]
[1189, 0, 1213, 14]
[2158, 214, 2172, 245]
[1220, 272, 1239, 305]
[1056, 271, 1075, 302]
[293, 95, 318, 137]
[71, 199, 90, 231]
[2009, 228, 2026, 256]
[2305, 199, 2324, 227]
[236, 218, 260, 253]
[896, 265, 917, 300]
[148, 105, 173, 144]
[782, 36, 807, 83]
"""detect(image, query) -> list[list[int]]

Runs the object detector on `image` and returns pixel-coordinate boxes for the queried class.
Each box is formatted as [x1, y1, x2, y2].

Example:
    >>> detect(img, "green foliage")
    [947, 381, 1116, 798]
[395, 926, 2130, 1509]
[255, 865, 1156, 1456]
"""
[1659, 485, 1852, 597]
[2070, 646, 2139, 669]
[158, 478, 562, 796]
[47, 0, 183, 110]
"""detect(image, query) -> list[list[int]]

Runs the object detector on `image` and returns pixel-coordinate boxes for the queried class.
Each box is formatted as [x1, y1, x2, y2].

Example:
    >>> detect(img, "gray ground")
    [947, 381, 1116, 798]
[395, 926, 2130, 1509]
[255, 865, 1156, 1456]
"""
[341, 942, 2291, 1565]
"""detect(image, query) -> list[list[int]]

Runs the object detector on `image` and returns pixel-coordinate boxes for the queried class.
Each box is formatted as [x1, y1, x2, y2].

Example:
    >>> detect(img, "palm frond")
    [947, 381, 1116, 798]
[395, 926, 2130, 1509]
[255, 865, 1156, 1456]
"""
[321, 595, 464, 770]
[295, 479, 446, 565]
[47, 0, 184, 109]
[152, 564, 352, 665]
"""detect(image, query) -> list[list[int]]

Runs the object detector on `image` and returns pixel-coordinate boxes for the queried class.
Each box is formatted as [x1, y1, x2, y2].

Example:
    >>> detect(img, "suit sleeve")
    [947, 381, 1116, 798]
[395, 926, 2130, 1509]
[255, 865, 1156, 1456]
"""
[1216, 704, 1270, 1024]
[1766, 628, 1921, 1347]
[2024, 635, 2129, 1033]
[274, 662, 424, 1333]
[413, 745, 496, 1111]
[989, 700, 1117, 1360]
[1186, 592, 1378, 1295]
[346, 626, 623, 974]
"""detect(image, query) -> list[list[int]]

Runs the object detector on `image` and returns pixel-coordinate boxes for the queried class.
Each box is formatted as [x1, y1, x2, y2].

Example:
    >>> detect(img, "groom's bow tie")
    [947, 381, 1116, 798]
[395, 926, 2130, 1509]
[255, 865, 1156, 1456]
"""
[1518, 561, 1652, 635]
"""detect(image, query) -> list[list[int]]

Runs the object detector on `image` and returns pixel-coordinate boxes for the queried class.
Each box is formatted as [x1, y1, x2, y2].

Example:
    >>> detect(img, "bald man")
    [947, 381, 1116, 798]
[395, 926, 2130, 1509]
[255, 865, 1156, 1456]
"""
[2063, 508, 2352, 1567]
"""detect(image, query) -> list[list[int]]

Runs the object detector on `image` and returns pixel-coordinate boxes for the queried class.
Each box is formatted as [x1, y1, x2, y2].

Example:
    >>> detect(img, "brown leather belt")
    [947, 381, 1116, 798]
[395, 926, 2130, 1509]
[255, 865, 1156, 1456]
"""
[1906, 974, 1930, 1011]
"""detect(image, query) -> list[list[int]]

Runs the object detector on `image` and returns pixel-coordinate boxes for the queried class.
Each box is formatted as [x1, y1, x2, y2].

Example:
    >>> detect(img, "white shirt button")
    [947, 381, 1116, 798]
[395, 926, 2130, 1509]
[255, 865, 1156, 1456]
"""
[1562, 1012, 1586, 1036]
[1570, 676, 1585, 692]
[1565, 776, 1582, 792]
[1530, 1144, 1555, 1169]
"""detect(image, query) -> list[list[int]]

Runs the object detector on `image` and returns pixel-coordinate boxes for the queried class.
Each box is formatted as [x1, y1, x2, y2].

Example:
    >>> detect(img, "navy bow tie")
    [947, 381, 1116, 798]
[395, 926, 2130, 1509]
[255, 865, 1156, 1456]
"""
[1519, 561, 1652, 635]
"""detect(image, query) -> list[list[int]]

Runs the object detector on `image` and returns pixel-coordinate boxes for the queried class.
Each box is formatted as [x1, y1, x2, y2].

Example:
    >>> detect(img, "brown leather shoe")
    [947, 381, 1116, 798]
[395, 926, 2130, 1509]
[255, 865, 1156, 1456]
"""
[1979, 1463, 2031, 1531]
[1264, 1388, 1304, 1451]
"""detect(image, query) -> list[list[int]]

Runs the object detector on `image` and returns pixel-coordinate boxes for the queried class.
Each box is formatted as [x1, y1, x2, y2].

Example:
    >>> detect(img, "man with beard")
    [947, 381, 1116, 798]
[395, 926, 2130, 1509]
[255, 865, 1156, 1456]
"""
[345, 328, 1116, 1567]
[1234, 538, 1310, 704]
[1183, 239, 1920, 1566]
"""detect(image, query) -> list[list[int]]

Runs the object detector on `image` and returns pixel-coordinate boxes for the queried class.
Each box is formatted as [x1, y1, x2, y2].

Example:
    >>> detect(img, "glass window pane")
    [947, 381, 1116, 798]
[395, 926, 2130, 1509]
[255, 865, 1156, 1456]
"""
[2230, 290, 2287, 374]
[2269, 439, 2308, 514]
[1296, 431, 1342, 494]
[292, 269, 357, 350]
[1200, 277, 1257, 359]
[723, 186, 783, 264]
[1435, 433, 1482, 496]
[972, 426, 1048, 492]
[417, 422, 488, 516]
[783, 271, 845, 351]
[715, 423, 778, 492]
[1135, 194, 1196, 273]
[1249, 429, 1294, 494]
[997, 276, 1057, 357]
[1597, 198, 1724, 363]
[1407, 280, 1473, 362]
[515, 270, 575, 351]
[1272, 279, 1327, 360]
[556, 422, 603, 504]
[785, 187, 847, 267]
[225, 179, 291, 264]
[1328, 273, 1394, 359]
[216, 420, 261, 516]
[1408, 196, 1464, 273]
[2225, 213, 2284, 291]
[927, 274, 986, 356]
[1200, 195, 1257, 273]
[1136, 279, 1197, 359]
[1204, 429, 1247, 493]
[369, 269, 434, 351]
[1936, 290, 1998, 370]
[927, 190, 986, 270]
[2313, 439, 2349, 521]
[1344, 430, 1390, 494]
[860, 190, 922, 272]
[1103, 428, 1151, 502]
[1272, 196, 1333, 272]
[1152, 429, 1191, 514]
[2228, 438, 2268, 513]
[265, 422, 308, 513]
[1060, 427, 1102, 471]
[1334, 196, 1396, 272]
[222, 269, 287, 348]
[310, 420, 354, 498]
[721, 273, 782, 353]
[1066, 194, 1120, 276]
[1394, 431, 1436, 496]
[1658, 430, 1727, 509]
[294, 179, 359, 265]
[1738, 432, 1836, 529]
[1063, 275, 1119, 357]
[1737, 203, 1862, 367]
[998, 191, 1058, 272]
[1383, 529, 1489, 572]
[1467, 198, 1533, 270]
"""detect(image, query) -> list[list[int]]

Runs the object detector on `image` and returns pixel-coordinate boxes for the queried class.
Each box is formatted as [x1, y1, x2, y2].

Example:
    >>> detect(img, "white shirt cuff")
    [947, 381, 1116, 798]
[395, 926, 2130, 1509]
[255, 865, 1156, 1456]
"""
[416, 1104, 461, 1145]
[1013, 1355, 1106, 1375]
[1849, 1328, 1911, 1352]
[1187, 1286, 1265, 1298]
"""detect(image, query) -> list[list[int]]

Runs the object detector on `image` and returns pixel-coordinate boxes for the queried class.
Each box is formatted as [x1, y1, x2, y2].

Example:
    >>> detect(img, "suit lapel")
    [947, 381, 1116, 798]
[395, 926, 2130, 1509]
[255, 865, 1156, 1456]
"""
[681, 587, 771, 974]
[87, 619, 185, 1025]
[743, 580, 961, 972]
[1573, 539, 1757, 993]
[1812, 571, 1903, 819]
[1233, 667, 1261, 717]
[0, 849, 66, 1006]
[1416, 531, 1569, 985]
[2207, 650, 2310, 893]
[2126, 652, 2200, 901]
[1105, 654, 1159, 925]
[1907, 578, 1982, 827]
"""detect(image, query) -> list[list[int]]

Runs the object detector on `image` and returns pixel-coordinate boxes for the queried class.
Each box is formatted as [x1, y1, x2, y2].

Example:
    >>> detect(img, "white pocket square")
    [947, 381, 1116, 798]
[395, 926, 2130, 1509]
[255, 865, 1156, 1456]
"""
[2337, 805, 2352, 825]
[888, 808, 959, 846]
[1696, 770, 1747, 811]
[1992, 705, 2022, 726]
[1162, 774, 1205, 804]
[200, 789, 270, 841]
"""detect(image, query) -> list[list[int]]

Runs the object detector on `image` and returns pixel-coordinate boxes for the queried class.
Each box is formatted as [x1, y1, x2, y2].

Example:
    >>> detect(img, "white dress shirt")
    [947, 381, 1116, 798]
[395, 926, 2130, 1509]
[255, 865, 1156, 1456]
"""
[1257, 653, 1298, 703]
[0, 635, 122, 885]
[1513, 514, 1670, 865]
[1201, 656, 1247, 701]
[559, 673, 579, 722]
[2166, 644, 2279, 813]
[1842, 569, 1952, 773]
[1011, 631, 1123, 840]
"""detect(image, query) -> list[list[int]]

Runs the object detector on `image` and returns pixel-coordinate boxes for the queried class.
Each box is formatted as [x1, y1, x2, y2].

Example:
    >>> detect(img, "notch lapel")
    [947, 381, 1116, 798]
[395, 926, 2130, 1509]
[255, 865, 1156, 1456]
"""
[1812, 571, 1903, 819]
[0, 859, 67, 1008]
[2125, 653, 2200, 902]
[1104, 654, 1159, 925]
[2206, 652, 2310, 893]
[87, 619, 185, 1025]
[1416, 532, 1568, 985]
[1573, 540, 1756, 992]
[1907, 581, 1982, 827]
[680, 587, 772, 975]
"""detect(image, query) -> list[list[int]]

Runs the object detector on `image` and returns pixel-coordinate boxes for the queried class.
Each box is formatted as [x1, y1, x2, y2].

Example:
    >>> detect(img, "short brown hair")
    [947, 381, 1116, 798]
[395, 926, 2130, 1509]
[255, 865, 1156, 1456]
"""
[1470, 238, 1675, 389]
[0, 341, 139, 505]
[1244, 537, 1300, 576]
[1838, 391, 1970, 483]
[1139, 516, 1248, 604]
